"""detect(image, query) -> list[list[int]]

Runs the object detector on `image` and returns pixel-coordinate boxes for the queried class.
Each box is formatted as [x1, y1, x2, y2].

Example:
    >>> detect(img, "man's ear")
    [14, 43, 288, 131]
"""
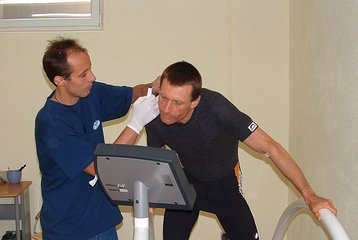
[54, 76, 65, 86]
[190, 95, 201, 109]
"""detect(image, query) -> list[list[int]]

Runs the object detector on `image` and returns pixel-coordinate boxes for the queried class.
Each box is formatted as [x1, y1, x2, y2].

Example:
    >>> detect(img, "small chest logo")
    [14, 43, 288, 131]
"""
[93, 120, 101, 130]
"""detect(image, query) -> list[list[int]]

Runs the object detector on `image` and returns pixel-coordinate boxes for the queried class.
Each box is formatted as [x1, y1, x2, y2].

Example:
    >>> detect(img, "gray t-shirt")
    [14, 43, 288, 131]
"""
[146, 88, 258, 181]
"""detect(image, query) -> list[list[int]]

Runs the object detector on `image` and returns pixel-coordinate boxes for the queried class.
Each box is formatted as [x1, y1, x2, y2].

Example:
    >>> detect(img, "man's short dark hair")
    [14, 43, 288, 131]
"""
[161, 61, 202, 101]
[42, 37, 87, 85]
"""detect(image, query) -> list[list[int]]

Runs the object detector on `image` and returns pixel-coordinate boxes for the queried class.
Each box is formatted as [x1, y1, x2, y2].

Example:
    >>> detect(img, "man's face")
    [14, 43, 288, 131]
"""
[62, 51, 96, 99]
[158, 78, 200, 125]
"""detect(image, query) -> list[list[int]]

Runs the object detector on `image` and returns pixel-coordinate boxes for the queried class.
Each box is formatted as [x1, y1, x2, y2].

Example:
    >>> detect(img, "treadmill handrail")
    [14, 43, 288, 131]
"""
[272, 198, 350, 240]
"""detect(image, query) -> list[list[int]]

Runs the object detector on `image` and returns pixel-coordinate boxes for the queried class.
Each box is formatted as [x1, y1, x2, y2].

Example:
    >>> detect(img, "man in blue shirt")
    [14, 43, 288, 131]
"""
[35, 37, 159, 240]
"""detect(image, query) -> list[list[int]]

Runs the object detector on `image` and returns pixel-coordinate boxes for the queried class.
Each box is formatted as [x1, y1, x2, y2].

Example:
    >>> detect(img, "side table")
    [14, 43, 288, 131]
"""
[0, 181, 32, 240]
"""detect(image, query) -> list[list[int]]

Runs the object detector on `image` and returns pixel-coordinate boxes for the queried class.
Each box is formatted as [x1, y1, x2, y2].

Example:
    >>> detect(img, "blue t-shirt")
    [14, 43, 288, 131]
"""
[35, 82, 132, 240]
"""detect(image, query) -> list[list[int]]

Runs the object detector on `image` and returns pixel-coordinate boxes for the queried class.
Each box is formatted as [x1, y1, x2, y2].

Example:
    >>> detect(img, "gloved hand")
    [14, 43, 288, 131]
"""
[127, 95, 159, 134]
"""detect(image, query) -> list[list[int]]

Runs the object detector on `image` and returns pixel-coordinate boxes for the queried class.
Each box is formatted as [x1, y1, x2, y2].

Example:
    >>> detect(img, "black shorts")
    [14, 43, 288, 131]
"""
[163, 171, 259, 240]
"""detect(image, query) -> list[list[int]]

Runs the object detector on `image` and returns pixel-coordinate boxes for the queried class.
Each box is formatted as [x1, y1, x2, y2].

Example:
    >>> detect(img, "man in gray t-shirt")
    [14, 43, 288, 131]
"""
[146, 61, 336, 240]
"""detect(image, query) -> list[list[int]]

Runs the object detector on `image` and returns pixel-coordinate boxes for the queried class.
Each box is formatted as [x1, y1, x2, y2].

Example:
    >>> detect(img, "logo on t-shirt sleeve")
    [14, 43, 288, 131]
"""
[248, 122, 258, 132]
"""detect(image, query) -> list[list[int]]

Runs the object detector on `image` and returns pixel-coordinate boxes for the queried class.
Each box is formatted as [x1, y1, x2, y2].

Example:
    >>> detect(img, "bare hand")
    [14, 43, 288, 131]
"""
[306, 195, 337, 221]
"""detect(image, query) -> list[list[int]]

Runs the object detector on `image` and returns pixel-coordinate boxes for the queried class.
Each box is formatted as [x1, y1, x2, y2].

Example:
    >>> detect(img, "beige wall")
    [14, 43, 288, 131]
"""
[288, 1, 356, 239]
[0, 1, 291, 239]
[230, 1, 290, 239]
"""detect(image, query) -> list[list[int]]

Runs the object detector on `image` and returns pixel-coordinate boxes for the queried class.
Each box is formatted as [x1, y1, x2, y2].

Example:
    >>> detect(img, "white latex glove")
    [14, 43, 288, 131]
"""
[127, 95, 159, 134]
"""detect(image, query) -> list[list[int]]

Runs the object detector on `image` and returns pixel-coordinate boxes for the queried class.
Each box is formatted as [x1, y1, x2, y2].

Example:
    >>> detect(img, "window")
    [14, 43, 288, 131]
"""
[0, 0, 103, 31]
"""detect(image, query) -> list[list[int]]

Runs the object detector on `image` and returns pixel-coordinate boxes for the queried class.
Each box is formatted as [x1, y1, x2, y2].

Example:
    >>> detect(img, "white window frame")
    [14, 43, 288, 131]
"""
[0, 0, 103, 31]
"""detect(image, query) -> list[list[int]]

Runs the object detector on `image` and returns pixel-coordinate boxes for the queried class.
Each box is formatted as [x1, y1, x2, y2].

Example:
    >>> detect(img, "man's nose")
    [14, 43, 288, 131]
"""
[162, 101, 172, 113]
[89, 70, 96, 82]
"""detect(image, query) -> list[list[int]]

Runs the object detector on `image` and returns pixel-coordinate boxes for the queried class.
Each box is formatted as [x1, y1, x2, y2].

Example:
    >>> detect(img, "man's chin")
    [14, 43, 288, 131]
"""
[160, 116, 175, 126]
[81, 91, 91, 98]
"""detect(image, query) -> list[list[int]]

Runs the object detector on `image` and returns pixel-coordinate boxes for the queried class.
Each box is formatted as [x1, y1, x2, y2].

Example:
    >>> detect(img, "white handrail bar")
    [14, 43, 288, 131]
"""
[272, 198, 350, 240]
[319, 208, 350, 240]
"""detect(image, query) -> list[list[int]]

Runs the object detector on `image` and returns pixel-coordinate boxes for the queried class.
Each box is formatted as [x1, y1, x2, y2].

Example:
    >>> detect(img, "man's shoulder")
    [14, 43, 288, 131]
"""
[35, 100, 52, 121]
[91, 81, 132, 96]
[200, 88, 226, 106]
[91, 81, 109, 92]
[201, 88, 224, 99]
